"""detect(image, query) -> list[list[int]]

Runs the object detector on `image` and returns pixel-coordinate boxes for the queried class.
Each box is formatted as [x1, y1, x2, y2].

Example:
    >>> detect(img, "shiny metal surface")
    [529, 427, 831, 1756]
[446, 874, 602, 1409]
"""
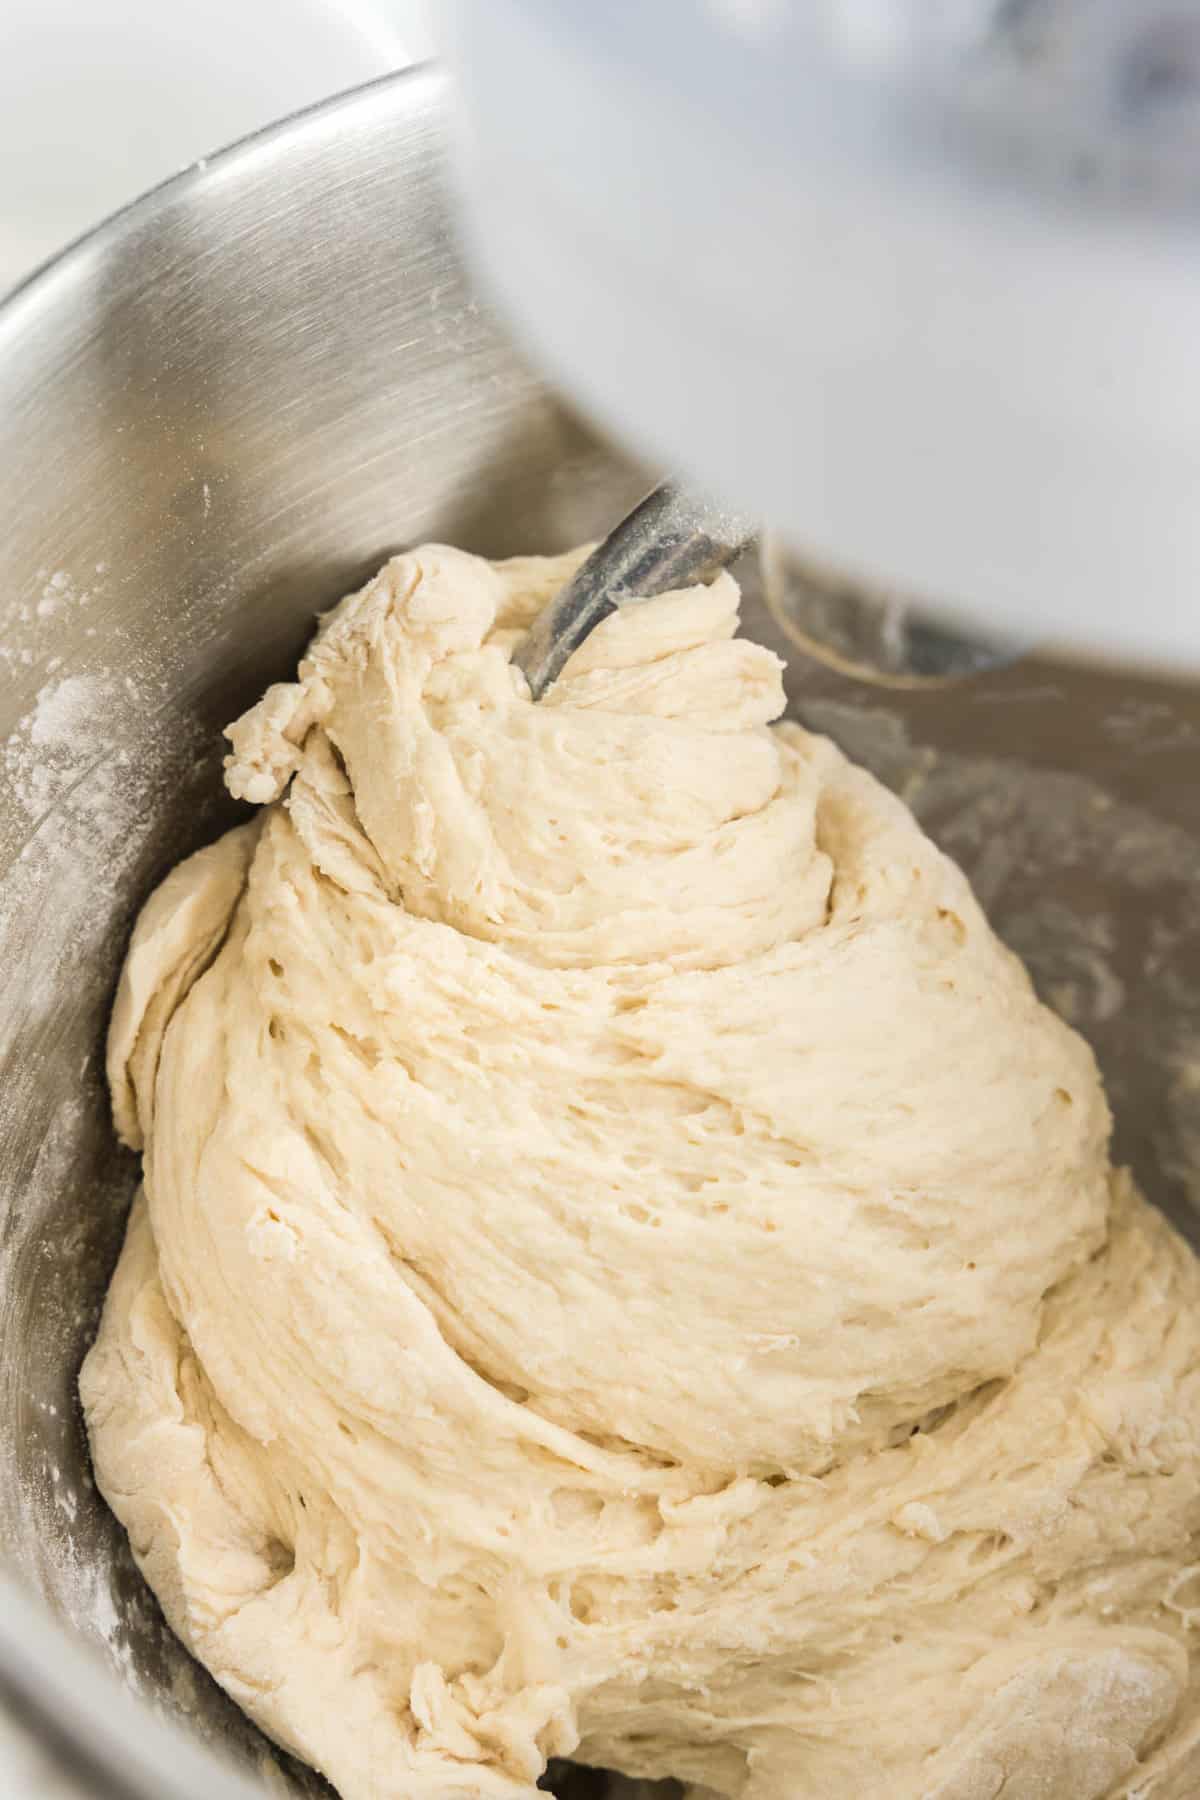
[0, 61, 1199, 1800]
[0, 67, 649, 1800]
[512, 481, 755, 699]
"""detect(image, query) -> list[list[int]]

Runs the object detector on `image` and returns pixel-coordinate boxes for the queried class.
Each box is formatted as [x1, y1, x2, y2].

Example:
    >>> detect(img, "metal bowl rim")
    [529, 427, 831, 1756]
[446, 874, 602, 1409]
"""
[0, 62, 440, 331]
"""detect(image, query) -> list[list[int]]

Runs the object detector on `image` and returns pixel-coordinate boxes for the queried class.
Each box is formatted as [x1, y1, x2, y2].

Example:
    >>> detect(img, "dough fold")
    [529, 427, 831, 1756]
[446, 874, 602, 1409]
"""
[82, 546, 1200, 1799]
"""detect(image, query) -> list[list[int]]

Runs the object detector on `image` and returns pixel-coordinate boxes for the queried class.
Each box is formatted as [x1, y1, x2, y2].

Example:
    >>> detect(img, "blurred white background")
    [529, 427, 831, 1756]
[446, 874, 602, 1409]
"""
[0, 0, 436, 294]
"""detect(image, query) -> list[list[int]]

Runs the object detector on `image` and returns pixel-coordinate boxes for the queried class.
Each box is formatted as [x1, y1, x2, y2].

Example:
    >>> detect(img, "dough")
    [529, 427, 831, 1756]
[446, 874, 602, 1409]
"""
[81, 545, 1200, 1799]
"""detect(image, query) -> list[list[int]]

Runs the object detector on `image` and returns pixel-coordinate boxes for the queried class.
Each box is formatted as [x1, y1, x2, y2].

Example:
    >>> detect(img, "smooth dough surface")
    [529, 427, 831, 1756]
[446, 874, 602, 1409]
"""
[82, 546, 1200, 1799]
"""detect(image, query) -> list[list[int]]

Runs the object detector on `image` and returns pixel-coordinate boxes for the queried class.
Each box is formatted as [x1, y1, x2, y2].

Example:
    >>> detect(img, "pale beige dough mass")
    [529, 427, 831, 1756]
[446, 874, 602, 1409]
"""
[81, 545, 1200, 1799]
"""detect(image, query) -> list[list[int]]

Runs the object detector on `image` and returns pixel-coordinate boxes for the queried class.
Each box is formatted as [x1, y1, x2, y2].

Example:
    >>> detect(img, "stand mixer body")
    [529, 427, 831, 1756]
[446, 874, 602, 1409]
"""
[446, 0, 1200, 674]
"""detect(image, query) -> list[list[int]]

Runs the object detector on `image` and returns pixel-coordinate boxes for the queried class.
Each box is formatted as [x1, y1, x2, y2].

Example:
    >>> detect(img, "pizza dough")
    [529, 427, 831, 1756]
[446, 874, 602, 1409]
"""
[81, 546, 1200, 1799]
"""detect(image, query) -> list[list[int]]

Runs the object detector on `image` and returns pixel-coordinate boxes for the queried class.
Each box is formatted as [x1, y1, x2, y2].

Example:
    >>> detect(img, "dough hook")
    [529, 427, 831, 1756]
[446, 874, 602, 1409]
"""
[513, 481, 1027, 699]
[511, 481, 755, 700]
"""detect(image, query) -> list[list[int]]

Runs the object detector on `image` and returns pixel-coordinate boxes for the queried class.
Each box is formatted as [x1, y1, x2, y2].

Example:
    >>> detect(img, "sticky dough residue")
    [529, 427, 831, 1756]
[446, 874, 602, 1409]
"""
[81, 546, 1200, 1800]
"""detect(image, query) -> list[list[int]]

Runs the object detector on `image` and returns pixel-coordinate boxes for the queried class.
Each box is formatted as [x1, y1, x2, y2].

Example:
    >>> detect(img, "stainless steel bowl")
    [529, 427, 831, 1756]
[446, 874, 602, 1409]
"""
[2, 64, 1200, 1800]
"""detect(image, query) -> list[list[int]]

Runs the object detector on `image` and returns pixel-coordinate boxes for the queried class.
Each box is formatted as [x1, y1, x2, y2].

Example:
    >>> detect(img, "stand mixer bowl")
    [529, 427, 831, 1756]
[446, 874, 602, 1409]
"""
[2, 63, 1200, 1800]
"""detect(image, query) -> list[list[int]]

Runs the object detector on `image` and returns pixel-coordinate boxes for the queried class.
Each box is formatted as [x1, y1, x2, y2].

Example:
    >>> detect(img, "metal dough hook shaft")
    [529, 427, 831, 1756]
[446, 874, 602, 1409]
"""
[511, 481, 757, 700]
